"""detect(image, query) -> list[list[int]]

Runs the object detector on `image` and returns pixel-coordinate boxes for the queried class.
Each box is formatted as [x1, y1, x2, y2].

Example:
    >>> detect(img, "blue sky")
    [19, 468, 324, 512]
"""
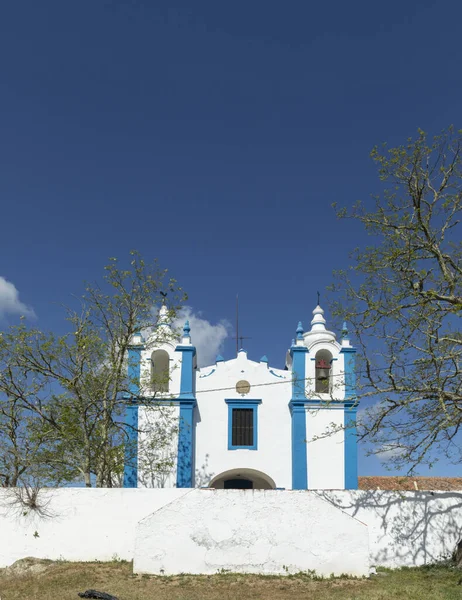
[1, 0, 460, 477]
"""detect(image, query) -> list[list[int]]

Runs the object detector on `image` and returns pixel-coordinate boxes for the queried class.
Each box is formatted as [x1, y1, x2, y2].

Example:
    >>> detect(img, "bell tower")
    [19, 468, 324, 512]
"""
[289, 304, 358, 490]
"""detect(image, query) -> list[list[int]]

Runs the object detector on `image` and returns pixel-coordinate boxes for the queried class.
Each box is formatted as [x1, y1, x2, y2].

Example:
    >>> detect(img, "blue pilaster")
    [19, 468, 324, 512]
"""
[341, 346, 358, 489]
[344, 404, 358, 489]
[123, 345, 142, 488]
[290, 343, 308, 490]
[175, 344, 196, 488]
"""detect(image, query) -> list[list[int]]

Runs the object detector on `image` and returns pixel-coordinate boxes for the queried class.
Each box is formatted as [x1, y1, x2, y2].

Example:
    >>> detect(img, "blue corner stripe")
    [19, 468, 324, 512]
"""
[176, 400, 195, 487]
[290, 346, 308, 489]
[176, 344, 197, 488]
[341, 346, 357, 489]
[123, 403, 139, 488]
[291, 346, 308, 400]
[123, 346, 141, 488]
[340, 346, 357, 399]
[176, 345, 196, 399]
[344, 407, 358, 489]
[290, 402, 307, 490]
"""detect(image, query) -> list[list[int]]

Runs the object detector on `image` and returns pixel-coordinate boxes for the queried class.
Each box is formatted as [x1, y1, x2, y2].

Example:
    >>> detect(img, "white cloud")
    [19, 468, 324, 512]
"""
[377, 445, 405, 461]
[0, 276, 36, 320]
[173, 307, 230, 368]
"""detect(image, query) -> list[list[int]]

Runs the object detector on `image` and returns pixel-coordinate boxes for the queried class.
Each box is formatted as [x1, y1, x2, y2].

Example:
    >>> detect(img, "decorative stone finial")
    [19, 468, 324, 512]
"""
[158, 304, 171, 327]
[302, 303, 337, 348]
[260, 355, 268, 363]
[296, 321, 304, 340]
[131, 328, 144, 345]
[310, 304, 327, 331]
[183, 320, 191, 338]
[291, 338, 295, 347]
[341, 321, 349, 339]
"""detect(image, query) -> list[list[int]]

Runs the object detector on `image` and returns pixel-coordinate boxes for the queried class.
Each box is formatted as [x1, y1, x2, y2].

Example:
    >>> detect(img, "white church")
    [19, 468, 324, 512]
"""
[123, 304, 358, 490]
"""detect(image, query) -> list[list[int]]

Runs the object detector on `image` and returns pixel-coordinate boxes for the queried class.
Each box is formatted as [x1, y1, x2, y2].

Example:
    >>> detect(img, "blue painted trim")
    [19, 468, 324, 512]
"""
[302, 399, 351, 408]
[340, 346, 357, 489]
[123, 346, 141, 488]
[225, 399, 261, 450]
[175, 344, 197, 487]
[340, 346, 357, 399]
[291, 346, 308, 400]
[290, 401, 307, 489]
[175, 345, 196, 399]
[123, 402, 139, 488]
[176, 399, 196, 487]
[216, 354, 224, 362]
[225, 400, 262, 405]
[199, 368, 216, 378]
[290, 345, 308, 489]
[344, 407, 358, 489]
[269, 369, 286, 379]
[175, 345, 197, 353]
[124, 395, 189, 406]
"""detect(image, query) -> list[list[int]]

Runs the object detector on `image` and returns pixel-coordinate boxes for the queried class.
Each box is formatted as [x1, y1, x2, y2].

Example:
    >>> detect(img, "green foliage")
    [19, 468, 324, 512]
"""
[331, 127, 462, 471]
[0, 252, 186, 487]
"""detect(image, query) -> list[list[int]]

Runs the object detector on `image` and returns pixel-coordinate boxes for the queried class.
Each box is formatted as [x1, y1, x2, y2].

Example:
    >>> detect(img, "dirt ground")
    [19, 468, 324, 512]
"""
[0, 560, 460, 600]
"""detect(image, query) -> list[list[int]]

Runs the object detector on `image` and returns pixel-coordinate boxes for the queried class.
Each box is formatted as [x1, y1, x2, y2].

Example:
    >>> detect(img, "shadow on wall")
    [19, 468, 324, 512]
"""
[317, 490, 462, 567]
[195, 454, 215, 488]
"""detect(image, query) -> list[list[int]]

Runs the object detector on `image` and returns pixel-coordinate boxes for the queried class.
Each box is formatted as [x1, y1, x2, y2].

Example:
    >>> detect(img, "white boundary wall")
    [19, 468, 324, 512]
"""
[134, 489, 369, 576]
[1, 488, 461, 571]
[0, 488, 188, 567]
[320, 490, 462, 568]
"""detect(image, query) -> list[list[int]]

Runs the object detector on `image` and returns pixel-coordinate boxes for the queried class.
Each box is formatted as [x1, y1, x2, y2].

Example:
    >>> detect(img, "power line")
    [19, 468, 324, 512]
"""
[137, 360, 459, 398]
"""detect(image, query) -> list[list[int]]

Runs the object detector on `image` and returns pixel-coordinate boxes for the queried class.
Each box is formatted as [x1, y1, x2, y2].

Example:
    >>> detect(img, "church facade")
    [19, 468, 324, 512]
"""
[123, 304, 358, 490]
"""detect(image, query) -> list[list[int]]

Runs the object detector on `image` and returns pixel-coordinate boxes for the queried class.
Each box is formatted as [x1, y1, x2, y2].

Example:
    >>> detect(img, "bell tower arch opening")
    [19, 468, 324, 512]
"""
[315, 349, 333, 394]
[151, 349, 170, 393]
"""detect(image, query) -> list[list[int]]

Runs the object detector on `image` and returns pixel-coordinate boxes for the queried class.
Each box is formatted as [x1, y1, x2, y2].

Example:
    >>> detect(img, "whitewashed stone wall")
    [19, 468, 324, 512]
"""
[1, 488, 461, 573]
[306, 408, 345, 489]
[134, 489, 369, 576]
[320, 490, 462, 568]
[0, 488, 188, 567]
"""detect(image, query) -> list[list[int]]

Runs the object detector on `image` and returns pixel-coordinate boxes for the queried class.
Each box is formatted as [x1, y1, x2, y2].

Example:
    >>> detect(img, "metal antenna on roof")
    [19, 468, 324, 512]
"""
[232, 294, 251, 355]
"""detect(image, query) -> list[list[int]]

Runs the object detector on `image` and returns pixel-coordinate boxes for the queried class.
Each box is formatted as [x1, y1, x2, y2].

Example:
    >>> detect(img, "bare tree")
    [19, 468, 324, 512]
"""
[331, 127, 462, 471]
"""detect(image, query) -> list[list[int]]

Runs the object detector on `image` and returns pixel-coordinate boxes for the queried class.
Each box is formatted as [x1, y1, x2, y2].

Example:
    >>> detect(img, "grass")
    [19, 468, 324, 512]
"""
[0, 561, 461, 599]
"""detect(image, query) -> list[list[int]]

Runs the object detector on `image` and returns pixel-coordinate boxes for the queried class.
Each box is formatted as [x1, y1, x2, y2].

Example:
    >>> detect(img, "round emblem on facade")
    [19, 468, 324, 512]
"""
[236, 380, 251, 395]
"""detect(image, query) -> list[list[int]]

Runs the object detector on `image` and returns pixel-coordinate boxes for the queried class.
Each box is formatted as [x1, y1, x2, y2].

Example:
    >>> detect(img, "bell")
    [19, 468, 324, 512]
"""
[316, 358, 330, 381]
[317, 368, 329, 381]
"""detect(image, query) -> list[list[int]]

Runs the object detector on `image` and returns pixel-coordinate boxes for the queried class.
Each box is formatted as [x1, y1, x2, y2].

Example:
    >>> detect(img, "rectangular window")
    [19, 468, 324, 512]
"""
[225, 399, 261, 450]
[232, 408, 254, 447]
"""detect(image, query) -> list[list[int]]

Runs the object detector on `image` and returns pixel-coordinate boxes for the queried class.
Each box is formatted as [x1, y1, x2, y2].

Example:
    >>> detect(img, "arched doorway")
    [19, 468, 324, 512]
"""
[209, 468, 276, 490]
